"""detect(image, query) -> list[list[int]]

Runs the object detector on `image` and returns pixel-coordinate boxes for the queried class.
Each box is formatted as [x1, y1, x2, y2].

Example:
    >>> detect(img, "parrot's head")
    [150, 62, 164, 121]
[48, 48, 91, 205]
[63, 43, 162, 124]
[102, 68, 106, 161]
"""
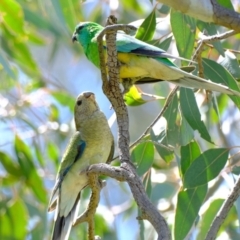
[74, 92, 100, 129]
[72, 22, 103, 45]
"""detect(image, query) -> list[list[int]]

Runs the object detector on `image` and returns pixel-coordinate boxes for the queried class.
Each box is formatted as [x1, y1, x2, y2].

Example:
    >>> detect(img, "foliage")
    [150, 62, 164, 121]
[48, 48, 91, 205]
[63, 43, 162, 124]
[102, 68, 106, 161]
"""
[0, 0, 240, 239]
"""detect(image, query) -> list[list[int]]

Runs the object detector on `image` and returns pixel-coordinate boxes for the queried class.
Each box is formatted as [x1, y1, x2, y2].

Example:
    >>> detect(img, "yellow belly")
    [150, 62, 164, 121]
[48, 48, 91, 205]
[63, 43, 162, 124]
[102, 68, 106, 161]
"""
[116, 53, 183, 81]
[118, 53, 149, 79]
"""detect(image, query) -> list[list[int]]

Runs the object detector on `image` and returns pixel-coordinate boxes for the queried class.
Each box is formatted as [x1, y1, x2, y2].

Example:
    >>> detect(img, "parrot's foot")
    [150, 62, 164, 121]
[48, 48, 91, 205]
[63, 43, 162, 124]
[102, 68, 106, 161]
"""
[122, 78, 134, 94]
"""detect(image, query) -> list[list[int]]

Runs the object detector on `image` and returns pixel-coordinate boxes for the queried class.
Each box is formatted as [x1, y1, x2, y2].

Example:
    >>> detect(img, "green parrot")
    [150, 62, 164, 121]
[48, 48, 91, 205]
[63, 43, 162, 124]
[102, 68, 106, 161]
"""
[48, 92, 114, 240]
[72, 22, 240, 96]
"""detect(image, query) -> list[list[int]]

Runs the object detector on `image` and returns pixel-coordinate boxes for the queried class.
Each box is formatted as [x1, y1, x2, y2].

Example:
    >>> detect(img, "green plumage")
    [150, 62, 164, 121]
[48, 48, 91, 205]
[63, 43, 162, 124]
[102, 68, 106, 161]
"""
[72, 21, 240, 96]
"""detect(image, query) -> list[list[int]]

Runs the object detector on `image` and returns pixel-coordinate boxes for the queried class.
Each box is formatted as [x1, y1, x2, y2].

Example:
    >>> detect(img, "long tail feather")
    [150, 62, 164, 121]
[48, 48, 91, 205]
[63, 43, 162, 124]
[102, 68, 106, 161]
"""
[134, 67, 240, 96]
[52, 194, 80, 240]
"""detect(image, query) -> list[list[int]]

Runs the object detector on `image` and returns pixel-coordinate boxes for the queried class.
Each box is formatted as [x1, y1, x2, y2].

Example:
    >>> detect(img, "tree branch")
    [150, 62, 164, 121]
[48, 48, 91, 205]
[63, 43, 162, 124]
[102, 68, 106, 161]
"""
[96, 15, 171, 240]
[157, 0, 240, 32]
[73, 172, 104, 240]
[205, 175, 240, 240]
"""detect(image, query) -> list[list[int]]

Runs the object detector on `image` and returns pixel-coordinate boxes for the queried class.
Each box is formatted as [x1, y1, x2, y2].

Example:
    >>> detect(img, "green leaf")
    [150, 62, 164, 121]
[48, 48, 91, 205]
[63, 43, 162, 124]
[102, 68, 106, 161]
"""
[216, 0, 234, 9]
[164, 93, 178, 130]
[0, 199, 28, 239]
[14, 135, 47, 203]
[0, 0, 25, 35]
[211, 94, 221, 123]
[135, 8, 156, 41]
[180, 88, 213, 143]
[148, 36, 172, 52]
[143, 170, 152, 198]
[202, 58, 240, 108]
[170, 10, 196, 59]
[0, 152, 22, 177]
[94, 214, 115, 237]
[151, 129, 174, 163]
[124, 86, 147, 106]
[197, 199, 224, 240]
[179, 115, 194, 146]
[219, 50, 240, 80]
[162, 93, 181, 146]
[180, 141, 201, 176]
[158, 36, 172, 51]
[131, 141, 154, 176]
[197, 21, 225, 56]
[183, 148, 229, 188]
[174, 184, 207, 240]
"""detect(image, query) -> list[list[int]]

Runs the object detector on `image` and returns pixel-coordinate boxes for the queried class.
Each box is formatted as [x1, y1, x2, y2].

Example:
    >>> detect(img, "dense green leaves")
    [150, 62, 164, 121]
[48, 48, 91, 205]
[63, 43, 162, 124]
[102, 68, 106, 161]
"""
[0, 0, 25, 35]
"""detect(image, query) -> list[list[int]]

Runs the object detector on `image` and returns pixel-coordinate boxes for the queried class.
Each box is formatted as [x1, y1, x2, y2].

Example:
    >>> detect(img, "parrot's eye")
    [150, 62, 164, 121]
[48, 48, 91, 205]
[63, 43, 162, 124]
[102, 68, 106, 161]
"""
[76, 25, 84, 33]
[77, 100, 82, 106]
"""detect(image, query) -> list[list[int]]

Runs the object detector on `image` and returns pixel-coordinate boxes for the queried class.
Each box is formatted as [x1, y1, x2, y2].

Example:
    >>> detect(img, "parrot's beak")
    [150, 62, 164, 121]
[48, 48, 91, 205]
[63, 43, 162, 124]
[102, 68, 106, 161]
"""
[72, 34, 77, 43]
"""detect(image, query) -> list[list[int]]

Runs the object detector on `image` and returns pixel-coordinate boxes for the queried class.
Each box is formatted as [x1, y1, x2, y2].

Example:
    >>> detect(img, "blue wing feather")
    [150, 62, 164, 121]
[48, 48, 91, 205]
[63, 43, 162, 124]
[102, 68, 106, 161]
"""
[62, 140, 86, 178]
[115, 33, 169, 57]
[48, 138, 86, 209]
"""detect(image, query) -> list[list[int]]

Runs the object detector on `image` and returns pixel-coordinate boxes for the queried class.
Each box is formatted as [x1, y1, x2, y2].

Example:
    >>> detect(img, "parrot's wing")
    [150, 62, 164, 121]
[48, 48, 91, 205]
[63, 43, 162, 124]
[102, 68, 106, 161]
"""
[106, 139, 115, 164]
[48, 131, 86, 212]
[114, 32, 190, 64]
[134, 66, 196, 84]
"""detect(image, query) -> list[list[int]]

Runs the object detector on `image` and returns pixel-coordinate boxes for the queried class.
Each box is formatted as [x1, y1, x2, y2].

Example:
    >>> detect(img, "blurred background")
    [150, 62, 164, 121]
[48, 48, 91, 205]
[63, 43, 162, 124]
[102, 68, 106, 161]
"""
[1, 0, 240, 239]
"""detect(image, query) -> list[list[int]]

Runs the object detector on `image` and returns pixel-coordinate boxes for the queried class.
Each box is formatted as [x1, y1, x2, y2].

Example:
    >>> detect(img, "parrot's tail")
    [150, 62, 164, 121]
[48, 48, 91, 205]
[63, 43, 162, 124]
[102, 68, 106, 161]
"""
[169, 75, 240, 96]
[51, 194, 80, 240]
[134, 72, 240, 96]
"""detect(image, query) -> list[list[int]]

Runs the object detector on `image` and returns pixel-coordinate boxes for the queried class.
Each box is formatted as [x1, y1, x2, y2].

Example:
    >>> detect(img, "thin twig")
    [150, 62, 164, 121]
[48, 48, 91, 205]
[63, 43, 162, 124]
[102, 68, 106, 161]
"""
[199, 29, 237, 43]
[204, 43, 240, 55]
[73, 173, 103, 240]
[205, 175, 240, 240]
